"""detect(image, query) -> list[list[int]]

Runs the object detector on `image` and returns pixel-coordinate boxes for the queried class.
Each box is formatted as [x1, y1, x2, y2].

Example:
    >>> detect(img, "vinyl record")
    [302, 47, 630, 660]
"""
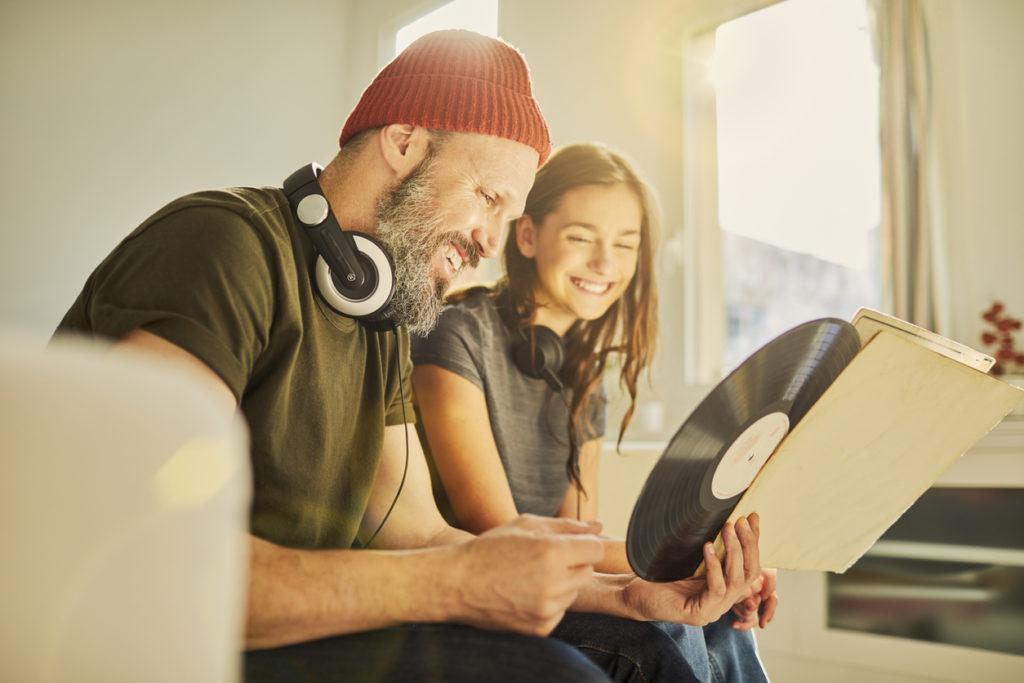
[626, 318, 862, 582]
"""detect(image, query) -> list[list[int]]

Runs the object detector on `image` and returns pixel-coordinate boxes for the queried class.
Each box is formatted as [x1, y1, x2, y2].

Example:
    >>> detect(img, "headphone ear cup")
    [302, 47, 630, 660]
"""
[534, 326, 565, 375]
[316, 233, 395, 318]
[514, 325, 565, 390]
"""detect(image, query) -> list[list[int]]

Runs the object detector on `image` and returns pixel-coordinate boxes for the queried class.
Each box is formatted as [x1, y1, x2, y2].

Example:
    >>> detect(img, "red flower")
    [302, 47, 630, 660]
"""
[980, 301, 1023, 374]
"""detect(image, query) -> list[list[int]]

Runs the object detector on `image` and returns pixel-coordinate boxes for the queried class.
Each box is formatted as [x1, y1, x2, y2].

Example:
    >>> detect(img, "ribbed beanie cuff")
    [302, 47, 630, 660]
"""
[340, 29, 550, 165]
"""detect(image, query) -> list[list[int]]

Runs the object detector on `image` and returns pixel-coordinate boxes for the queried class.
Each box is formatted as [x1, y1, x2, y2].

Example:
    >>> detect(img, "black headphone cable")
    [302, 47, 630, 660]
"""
[364, 324, 410, 548]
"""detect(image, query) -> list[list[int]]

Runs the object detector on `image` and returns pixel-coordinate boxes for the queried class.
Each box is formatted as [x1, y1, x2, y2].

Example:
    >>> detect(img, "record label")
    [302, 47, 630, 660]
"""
[711, 412, 789, 499]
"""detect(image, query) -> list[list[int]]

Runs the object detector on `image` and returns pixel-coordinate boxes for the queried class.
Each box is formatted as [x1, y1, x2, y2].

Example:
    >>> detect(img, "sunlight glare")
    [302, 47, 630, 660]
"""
[395, 0, 499, 54]
[714, 0, 880, 269]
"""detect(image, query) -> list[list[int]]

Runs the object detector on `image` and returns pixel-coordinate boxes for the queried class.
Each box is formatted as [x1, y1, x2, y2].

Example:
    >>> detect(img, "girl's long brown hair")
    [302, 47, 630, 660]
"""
[502, 142, 661, 492]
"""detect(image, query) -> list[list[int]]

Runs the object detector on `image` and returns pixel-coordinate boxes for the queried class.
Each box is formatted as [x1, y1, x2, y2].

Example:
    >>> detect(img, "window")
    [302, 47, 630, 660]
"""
[682, 0, 882, 381]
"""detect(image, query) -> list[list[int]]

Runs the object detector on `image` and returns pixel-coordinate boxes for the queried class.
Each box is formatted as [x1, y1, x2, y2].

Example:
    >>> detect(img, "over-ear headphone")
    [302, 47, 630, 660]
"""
[283, 163, 395, 321]
[496, 288, 565, 392]
[513, 325, 565, 392]
[497, 287, 585, 518]
[283, 164, 407, 544]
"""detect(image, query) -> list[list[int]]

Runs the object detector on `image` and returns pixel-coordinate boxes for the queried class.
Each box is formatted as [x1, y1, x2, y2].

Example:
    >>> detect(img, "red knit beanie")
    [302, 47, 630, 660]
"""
[339, 29, 551, 165]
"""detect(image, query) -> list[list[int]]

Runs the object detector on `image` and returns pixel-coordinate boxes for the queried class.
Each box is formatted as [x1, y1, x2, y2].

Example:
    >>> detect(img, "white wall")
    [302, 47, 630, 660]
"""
[0, 0, 353, 342]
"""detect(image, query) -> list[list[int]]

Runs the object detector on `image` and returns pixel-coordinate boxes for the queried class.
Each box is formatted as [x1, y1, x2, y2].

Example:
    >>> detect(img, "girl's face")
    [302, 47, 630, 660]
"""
[516, 183, 642, 334]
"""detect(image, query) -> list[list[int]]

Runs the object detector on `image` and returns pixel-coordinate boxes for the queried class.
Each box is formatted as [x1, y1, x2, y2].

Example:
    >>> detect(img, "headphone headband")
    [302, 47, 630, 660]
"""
[283, 164, 396, 322]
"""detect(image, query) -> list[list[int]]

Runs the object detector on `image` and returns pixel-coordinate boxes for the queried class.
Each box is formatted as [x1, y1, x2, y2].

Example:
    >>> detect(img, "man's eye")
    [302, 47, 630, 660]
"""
[481, 191, 496, 206]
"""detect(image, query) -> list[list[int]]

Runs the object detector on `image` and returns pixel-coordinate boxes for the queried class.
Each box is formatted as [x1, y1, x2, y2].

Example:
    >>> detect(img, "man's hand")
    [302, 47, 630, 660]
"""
[730, 568, 779, 631]
[449, 514, 605, 636]
[618, 514, 763, 627]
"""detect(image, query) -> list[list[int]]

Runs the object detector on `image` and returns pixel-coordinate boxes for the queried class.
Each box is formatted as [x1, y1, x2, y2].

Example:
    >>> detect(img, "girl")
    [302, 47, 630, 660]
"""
[411, 142, 655, 563]
[410, 143, 775, 639]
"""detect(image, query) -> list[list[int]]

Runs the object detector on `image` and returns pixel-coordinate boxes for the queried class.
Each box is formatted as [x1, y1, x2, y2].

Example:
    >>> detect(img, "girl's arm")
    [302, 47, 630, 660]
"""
[411, 363, 520, 533]
[414, 362, 634, 575]
[556, 437, 634, 574]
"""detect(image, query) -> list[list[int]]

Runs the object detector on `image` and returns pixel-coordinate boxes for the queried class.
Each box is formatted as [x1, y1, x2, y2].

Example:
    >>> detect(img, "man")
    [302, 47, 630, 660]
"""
[54, 30, 768, 682]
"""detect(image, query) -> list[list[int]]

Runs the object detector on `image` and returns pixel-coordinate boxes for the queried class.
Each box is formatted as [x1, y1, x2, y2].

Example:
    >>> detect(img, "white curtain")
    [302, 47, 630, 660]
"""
[869, 0, 950, 332]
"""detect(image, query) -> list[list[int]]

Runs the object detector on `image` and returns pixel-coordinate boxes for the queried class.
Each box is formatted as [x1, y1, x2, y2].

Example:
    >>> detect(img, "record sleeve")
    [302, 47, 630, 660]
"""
[625, 311, 1022, 582]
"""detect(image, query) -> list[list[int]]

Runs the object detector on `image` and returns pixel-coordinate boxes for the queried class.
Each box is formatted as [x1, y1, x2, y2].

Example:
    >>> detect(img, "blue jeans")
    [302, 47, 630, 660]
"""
[244, 613, 769, 682]
[553, 612, 769, 683]
[244, 623, 610, 682]
[656, 615, 770, 683]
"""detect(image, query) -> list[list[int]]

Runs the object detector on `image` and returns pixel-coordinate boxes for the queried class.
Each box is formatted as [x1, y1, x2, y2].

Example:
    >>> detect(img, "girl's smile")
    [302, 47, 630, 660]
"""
[516, 182, 642, 334]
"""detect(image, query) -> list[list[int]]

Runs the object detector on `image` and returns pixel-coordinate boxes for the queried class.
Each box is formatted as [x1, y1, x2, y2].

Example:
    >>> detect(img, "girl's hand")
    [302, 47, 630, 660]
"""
[620, 515, 763, 626]
[730, 568, 778, 631]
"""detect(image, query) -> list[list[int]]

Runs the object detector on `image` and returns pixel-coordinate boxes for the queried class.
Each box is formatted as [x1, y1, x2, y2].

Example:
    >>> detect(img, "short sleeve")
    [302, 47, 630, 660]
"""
[410, 303, 485, 389]
[70, 203, 276, 399]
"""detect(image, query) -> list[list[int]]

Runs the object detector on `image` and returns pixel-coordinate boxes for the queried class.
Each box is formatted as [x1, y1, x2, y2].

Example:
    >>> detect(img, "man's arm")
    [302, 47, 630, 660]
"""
[112, 330, 606, 649]
[114, 329, 239, 416]
[245, 515, 607, 649]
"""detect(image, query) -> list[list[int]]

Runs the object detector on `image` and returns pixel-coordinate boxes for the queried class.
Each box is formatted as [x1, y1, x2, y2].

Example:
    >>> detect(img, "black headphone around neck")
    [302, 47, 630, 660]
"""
[496, 288, 565, 392]
[497, 287, 586, 518]
[283, 163, 395, 321]
[283, 164, 408, 545]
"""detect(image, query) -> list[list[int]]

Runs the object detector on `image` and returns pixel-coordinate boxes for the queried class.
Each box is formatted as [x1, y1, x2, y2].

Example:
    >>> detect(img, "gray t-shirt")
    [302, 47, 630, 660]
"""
[411, 288, 606, 519]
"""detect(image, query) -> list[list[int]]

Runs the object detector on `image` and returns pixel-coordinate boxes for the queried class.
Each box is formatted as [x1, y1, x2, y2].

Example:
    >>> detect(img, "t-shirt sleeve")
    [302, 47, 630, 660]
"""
[409, 303, 485, 390]
[385, 327, 416, 426]
[70, 205, 275, 400]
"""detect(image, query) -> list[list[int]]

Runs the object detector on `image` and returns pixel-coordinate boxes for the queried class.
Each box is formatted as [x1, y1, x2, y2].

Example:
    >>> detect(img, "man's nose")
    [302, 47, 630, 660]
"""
[472, 215, 505, 260]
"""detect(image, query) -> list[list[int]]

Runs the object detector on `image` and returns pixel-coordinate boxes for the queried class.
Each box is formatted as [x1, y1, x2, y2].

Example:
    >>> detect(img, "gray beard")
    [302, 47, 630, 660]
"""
[372, 155, 479, 335]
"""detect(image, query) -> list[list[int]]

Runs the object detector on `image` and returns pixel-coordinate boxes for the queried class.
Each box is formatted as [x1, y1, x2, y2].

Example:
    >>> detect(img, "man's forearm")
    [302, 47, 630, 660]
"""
[246, 517, 608, 650]
[246, 535, 460, 650]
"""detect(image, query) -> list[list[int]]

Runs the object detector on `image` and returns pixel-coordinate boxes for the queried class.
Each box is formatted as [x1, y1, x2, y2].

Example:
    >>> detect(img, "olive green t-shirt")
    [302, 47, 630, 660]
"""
[55, 187, 413, 549]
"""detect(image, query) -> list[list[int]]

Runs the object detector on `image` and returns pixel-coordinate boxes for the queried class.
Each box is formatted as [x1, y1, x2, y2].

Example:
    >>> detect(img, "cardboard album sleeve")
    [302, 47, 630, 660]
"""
[717, 328, 1023, 572]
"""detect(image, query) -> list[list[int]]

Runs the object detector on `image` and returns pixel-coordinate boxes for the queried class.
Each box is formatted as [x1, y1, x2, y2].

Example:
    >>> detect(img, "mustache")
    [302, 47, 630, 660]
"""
[438, 231, 481, 271]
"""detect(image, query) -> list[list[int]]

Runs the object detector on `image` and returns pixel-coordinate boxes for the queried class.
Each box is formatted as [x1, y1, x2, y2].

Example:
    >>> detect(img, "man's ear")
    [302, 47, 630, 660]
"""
[515, 215, 538, 258]
[378, 124, 431, 177]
